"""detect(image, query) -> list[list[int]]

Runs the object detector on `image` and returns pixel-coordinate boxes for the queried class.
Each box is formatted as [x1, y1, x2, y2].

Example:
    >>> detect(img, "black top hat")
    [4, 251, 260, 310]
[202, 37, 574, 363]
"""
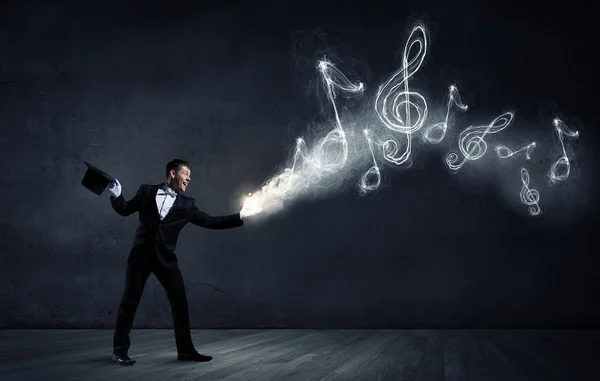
[82, 161, 114, 195]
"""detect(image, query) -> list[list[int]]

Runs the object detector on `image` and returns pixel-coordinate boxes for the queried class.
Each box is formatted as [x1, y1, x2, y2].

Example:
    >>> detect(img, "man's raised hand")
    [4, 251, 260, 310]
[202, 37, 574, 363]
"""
[108, 179, 122, 198]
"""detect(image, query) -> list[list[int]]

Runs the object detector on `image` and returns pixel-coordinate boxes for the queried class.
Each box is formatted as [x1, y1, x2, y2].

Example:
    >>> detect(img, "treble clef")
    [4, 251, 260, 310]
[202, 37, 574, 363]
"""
[446, 112, 514, 172]
[373, 24, 429, 166]
[358, 24, 428, 195]
[519, 168, 541, 216]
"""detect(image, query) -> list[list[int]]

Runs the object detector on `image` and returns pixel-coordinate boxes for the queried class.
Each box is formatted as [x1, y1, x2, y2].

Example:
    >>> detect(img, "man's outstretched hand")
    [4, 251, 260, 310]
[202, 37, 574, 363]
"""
[240, 194, 263, 219]
[108, 179, 122, 198]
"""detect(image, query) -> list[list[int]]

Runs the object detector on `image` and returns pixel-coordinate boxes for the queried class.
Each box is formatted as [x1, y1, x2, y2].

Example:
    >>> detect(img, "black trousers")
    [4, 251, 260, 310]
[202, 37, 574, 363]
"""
[113, 256, 194, 354]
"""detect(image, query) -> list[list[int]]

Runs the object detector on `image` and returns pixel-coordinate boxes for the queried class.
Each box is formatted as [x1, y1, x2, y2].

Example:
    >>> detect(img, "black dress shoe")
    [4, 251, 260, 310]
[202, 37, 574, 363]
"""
[112, 352, 136, 366]
[177, 351, 212, 362]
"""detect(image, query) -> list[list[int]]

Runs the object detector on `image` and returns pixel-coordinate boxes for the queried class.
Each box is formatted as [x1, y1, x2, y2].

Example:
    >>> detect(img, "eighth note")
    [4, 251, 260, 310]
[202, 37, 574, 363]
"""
[423, 84, 468, 144]
[495, 142, 537, 160]
[548, 118, 579, 184]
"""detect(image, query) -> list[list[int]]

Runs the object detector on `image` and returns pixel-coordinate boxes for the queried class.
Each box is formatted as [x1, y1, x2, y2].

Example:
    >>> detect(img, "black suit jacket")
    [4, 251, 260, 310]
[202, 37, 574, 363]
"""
[110, 183, 243, 268]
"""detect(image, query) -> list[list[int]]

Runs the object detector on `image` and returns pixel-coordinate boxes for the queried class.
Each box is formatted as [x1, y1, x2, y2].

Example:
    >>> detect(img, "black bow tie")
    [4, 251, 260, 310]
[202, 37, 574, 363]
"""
[158, 188, 177, 198]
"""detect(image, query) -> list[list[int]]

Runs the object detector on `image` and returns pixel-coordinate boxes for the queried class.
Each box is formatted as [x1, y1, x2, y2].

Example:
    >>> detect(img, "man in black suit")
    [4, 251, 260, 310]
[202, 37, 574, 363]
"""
[107, 158, 254, 366]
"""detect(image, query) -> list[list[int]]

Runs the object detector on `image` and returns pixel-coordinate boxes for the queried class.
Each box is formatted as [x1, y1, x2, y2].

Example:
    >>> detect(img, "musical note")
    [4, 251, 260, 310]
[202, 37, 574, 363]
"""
[423, 84, 468, 144]
[314, 58, 365, 174]
[548, 118, 579, 184]
[519, 168, 541, 215]
[265, 137, 309, 196]
[358, 129, 383, 195]
[495, 142, 537, 160]
[373, 24, 428, 166]
[446, 112, 514, 171]
[240, 21, 584, 219]
[357, 25, 429, 195]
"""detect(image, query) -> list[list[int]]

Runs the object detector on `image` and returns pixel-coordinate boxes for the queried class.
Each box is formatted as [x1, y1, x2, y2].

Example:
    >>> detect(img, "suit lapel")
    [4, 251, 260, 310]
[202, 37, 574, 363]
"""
[151, 185, 161, 218]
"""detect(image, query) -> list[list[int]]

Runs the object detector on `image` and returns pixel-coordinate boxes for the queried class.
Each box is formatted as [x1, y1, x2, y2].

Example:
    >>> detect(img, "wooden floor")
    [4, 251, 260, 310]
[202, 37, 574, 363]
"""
[0, 329, 597, 380]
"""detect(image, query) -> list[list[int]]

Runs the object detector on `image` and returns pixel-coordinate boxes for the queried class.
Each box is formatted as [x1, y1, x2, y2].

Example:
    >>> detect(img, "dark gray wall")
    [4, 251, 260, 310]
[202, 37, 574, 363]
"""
[1, 0, 597, 328]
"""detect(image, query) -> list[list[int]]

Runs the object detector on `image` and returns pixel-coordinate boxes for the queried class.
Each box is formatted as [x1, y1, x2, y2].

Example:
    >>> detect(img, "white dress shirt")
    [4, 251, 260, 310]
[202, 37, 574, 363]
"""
[156, 185, 178, 220]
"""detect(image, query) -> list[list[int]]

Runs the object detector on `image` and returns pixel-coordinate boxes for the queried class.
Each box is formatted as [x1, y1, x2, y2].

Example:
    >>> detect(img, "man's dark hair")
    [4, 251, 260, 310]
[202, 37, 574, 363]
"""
[166, 159, 190, 178]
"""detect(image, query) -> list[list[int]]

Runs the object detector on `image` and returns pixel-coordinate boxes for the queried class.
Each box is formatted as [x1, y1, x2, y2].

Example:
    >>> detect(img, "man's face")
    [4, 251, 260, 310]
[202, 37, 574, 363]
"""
[170, 166, 191, 192]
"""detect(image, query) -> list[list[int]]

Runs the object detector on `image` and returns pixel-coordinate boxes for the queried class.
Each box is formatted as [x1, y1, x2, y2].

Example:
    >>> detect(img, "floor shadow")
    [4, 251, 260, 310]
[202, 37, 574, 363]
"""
[79, 355, 115, 365]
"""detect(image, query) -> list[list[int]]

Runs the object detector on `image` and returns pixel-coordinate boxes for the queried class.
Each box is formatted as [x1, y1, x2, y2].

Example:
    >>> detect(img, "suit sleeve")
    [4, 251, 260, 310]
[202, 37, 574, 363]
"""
[110, 185, 144, 216]
[189, 200, 244, 229]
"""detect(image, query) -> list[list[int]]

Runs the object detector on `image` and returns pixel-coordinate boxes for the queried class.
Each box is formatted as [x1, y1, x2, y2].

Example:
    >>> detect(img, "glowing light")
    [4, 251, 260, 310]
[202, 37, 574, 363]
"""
[241, 193, 264, 218]
[495, 142, 537, 160]
[423, 84, 468, 144]
[259, 137, 309, 200]
[446, 112, 514, 171]
[239, 59, 364, 216]
[519, 168, 541, 216]
[548, 118, 579, 184]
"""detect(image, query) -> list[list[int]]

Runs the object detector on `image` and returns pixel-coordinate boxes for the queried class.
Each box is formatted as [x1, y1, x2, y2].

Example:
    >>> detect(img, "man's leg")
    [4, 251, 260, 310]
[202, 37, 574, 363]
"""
[113, 262, 152, 364]
[154, 266, 212, 361]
